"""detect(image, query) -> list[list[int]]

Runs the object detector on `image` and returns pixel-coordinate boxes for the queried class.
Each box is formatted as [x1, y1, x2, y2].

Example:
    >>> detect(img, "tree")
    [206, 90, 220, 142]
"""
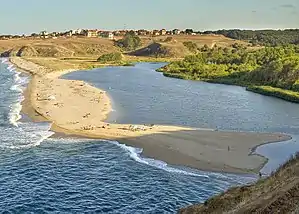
[116, 31, 141, 51]
[31, 33, 38, 37]
[185, 29, 194, 35]
[201, 44, 209, 52]
[202, 29, 299, 46]
[183, 41, 198, 53]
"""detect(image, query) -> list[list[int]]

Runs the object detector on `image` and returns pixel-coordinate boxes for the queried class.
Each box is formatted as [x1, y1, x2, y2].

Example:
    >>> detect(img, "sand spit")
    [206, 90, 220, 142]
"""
[10, 57, 291, 174]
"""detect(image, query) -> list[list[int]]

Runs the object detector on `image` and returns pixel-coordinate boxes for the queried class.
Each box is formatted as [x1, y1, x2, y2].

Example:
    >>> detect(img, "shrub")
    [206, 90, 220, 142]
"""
[97, 52, 123, 63]
[183, 41, 198, 53]
[115, 31, 141, 51]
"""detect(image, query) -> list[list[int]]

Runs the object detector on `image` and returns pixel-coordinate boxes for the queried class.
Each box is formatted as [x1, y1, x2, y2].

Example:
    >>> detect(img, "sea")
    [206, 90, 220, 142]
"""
[0, 59, 298, 213]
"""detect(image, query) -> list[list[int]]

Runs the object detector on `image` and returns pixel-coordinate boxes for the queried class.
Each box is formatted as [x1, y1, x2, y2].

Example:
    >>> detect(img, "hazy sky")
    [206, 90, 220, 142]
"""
[0, 0, 298, 34]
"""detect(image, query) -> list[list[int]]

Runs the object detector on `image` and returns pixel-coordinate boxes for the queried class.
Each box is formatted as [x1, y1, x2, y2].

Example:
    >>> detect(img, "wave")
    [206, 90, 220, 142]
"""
[43, 137, 211, 178]
[5, 122, 55, 150]
[0, 59, 54, 150]
[109, 140, 210, 178]
[5, 63, 29, 127]
[9, 129, 55, 149]
[8, 102, 23, 127]
[1, 58, 8, 64]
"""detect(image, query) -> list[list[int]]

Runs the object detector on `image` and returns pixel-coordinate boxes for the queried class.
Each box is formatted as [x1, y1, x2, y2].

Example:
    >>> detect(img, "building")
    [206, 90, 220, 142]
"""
[100, 31, 114, 40]
[137, 29, 147, 36]
[166, 30, 173, 35]
[40, 31, 49, 38]
[152, 30, 160, 36]
[108, 32, 114, 40]
[113, 30, 127, 36]
[160, 29, 167, 35]
[172, 29, 181, 35]
[61, 31, 72, 37]
[86, 30, 98, 37]
[72, 29, 83, 35]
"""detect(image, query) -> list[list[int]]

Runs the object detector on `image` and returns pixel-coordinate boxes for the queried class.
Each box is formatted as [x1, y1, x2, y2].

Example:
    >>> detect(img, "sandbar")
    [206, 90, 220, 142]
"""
[11, 57, 291, 174]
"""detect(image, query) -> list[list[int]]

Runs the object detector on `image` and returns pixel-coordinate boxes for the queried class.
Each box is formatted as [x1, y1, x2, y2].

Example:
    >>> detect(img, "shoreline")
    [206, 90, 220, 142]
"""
[159, 71, 299, 104]
[10, 57, 292, 175]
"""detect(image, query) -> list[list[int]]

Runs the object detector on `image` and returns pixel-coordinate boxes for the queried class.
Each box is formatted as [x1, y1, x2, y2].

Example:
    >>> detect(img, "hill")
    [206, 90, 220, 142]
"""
[132, 34, 251, 57]
[0, 37, 119, 57]
[0, 35, 250, 59]
[129, 42, 192, 58]
[179, 153, 299, 214]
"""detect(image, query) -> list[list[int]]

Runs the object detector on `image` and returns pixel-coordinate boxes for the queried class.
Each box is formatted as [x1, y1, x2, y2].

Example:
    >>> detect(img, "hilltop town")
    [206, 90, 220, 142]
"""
[0, 28, 195, 40]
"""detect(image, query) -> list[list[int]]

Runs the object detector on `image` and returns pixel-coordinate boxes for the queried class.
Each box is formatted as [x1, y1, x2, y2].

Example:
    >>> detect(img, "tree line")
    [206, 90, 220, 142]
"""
[200, 29, 299, 46]
[158, 45, 299, 102]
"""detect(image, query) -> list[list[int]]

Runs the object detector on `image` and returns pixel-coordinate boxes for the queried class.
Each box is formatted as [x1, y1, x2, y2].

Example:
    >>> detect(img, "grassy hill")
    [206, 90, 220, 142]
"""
[129, 42, 192, 58]
[0, 37, 119, 57]
[150, 34, 251, 49]
[179, 153, 299, 214]
[0, 35, 249, 59]
[129, 35, 252, 58]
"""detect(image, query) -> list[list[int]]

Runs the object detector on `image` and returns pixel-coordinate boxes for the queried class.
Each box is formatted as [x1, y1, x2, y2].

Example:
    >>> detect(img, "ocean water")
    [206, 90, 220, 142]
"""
[0, 59, 256, 213]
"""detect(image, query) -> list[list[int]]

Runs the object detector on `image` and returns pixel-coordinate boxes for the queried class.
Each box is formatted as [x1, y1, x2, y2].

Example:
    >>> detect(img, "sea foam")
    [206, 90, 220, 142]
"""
[109, 140, 210, 178]
[0, 58, 54, 150]
[5, 63, 29, 127]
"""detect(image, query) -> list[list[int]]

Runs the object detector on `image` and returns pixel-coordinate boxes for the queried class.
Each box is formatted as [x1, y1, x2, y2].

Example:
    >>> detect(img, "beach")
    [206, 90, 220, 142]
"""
[11, 57, 291, 174]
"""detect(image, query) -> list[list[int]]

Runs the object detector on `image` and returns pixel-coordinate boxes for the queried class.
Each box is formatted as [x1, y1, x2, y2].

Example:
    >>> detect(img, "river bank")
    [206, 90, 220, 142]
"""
[159, 71, 299, 103]
[10, 57, 292, 174]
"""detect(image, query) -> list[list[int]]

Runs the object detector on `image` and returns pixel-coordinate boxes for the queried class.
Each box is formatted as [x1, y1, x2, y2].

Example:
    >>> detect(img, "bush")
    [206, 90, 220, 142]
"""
[97, 52, 123, 63]
[164, 37, 174, 42]
[246, 85, 299, 103]
[183, 41, 198, 53]
[115, 31, 141, 51]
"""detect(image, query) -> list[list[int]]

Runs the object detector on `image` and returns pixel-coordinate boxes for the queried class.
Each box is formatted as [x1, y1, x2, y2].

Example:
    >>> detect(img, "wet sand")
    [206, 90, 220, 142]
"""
[11, 57, 291, 174]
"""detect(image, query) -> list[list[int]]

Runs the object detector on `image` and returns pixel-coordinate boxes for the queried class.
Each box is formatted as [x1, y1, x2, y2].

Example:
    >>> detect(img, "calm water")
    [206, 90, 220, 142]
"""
[0, 60, 298, 213]
[64, 63, 299, 173]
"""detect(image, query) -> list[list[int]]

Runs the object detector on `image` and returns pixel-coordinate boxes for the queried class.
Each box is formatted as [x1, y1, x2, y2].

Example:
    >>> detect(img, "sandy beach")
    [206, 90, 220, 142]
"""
[11, 57, 291, 174]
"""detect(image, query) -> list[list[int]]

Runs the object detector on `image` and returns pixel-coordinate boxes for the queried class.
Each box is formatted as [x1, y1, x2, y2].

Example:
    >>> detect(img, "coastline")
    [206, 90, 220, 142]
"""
[11, 57, 292, 175]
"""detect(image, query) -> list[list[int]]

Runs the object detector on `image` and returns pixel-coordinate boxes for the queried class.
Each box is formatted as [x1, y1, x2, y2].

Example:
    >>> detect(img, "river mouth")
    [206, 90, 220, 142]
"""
[1, 60, 298, 213]
[62, 62, 299, 174]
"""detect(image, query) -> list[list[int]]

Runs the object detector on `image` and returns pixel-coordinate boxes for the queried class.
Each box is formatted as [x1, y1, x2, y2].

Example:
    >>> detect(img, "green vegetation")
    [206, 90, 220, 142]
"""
[115, 31, 141, 51]
[247, 86, 299, 103]
[182, 41, 198, 53]
[121, 62, 135, 66]
[97, 52, 123, 63]
[159, 45, 299, 102]
[202, 29, 299, 46]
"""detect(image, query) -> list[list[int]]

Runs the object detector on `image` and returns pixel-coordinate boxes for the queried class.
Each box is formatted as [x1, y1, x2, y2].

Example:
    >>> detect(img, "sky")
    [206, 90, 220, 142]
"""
[0, 0, 298, 34]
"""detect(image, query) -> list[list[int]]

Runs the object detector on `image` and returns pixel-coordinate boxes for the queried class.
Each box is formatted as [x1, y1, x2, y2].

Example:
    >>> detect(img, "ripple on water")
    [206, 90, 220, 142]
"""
[0, 138, 256, 213]
[0, 61, 290, 213]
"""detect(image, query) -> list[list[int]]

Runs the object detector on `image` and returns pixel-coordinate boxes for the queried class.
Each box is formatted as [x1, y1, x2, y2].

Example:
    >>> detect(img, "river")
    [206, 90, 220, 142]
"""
[0, 61, 298, 213]
[63, 63, 299, 174]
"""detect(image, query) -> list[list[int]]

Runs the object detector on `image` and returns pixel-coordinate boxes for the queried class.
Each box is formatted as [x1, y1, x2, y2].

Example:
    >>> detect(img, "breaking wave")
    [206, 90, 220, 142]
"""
[109, 140, 209, 177]
[0, 58, 54, 149]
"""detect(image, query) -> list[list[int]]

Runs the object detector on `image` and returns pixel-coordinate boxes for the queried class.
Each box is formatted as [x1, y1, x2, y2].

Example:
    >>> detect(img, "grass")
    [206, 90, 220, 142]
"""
[24, 56, 151, 72]
[179, 153, 299, 214]
[247, 85, 299, 103]
[0, 37, 119, 58]
[25, 57, 106, 71]
[158, 69, 299, 104]
[1, 35, 252, 58]
[125, 55, 181, 63]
